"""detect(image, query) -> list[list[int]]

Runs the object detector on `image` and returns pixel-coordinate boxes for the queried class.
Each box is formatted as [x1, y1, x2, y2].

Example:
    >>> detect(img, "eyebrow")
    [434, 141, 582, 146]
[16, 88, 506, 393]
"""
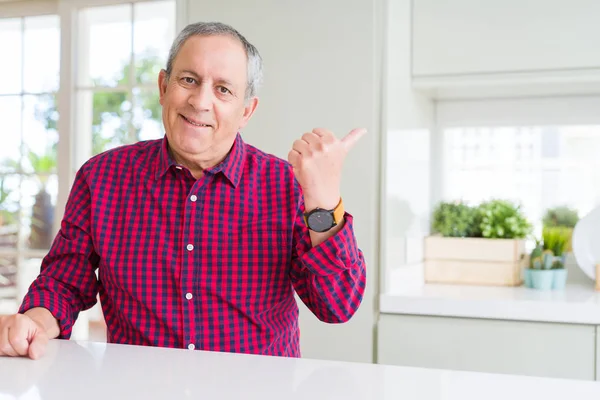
[180, 69, 235, 88]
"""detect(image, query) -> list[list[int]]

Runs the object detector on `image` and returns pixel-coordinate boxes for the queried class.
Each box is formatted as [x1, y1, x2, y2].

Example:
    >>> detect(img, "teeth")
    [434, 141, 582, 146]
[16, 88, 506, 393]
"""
[184, 116, 209, 127]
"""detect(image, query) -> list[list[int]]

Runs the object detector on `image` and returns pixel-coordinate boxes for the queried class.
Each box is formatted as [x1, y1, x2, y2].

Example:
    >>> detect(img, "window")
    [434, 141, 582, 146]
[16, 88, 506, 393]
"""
[0, 0, 177, 326]
[443, 125, 600, 234]
[0, 15, 60, 313]
[75, 1, 175, 159]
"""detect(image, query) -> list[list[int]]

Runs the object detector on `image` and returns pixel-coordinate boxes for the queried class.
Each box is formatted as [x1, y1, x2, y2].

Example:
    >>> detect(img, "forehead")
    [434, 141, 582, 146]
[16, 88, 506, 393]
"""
[172, 35, 248, 84]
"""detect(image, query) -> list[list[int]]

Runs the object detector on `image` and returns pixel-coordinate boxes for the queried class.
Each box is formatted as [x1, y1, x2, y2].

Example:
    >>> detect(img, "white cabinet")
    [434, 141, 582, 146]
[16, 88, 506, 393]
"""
[377, 314, 596, 381]
[412, 0, 600, 77]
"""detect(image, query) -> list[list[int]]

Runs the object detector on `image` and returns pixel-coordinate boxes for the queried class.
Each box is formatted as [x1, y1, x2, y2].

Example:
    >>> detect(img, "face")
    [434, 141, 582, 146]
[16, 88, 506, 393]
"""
[158, 35, 258, 170]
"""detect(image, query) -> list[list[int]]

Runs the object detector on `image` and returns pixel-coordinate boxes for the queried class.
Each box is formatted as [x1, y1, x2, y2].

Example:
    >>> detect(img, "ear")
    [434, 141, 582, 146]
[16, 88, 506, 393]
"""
[238, 97, 259, 130]
[158, 69, 168, 106]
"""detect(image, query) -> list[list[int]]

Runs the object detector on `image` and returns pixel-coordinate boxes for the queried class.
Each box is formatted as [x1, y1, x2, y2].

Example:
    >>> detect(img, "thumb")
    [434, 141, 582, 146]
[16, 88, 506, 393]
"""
[341, 128, 367, 151]
[28, 329, 49, 360]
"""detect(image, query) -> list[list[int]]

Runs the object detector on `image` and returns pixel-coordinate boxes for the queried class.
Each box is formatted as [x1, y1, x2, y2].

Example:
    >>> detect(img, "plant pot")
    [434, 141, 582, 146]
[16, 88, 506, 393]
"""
[424, 236, 526, 286]
[552, 268, 568, 290]
[523, 268, 533, 288]
[530, 269, 555, 290]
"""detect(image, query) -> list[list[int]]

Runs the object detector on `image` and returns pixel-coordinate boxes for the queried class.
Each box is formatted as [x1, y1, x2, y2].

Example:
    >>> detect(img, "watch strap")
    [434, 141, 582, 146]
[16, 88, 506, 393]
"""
[303, 198, 344, 227]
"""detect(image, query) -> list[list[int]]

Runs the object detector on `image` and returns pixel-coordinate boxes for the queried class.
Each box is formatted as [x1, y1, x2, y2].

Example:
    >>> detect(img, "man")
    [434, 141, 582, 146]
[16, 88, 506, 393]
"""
[0, 22, 366, 360]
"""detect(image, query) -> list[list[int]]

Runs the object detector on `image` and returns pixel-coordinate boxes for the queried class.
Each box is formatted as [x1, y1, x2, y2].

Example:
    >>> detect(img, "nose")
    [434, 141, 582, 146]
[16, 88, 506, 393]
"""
[187, 83, 212, 111]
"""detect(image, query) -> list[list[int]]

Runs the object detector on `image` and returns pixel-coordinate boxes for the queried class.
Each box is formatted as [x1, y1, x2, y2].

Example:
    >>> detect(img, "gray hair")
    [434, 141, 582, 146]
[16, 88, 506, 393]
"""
[165, 22, 263, 101]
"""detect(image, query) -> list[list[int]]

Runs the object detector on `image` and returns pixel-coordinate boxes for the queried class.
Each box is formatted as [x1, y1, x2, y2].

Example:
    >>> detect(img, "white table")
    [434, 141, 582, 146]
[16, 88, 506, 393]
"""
[1, 339, 600, 399]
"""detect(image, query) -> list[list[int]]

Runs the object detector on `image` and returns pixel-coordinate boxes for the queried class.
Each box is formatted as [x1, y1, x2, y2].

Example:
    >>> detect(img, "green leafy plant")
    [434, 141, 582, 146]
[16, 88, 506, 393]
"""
[476, 199, 532, 239]
[543, 206, 579, 228]
[542, 227, 571, 257]
[432, 201, 477, 237]
[0, 177, 16, 226]
[26, 146, 57, 250]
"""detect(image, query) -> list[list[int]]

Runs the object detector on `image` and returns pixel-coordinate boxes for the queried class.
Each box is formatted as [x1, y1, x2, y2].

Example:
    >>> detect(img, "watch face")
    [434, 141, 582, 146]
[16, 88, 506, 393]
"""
[307, 211, 334, 233]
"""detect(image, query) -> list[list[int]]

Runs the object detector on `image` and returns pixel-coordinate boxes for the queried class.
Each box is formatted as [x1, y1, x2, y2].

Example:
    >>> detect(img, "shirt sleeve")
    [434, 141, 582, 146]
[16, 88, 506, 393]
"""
[19, 167, 100, 339]
[289, 193, 367, 323]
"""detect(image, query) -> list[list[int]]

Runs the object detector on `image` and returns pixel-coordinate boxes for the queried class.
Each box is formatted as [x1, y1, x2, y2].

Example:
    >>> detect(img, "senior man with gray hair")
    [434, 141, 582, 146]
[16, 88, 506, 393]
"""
[0, 22, 367, 359]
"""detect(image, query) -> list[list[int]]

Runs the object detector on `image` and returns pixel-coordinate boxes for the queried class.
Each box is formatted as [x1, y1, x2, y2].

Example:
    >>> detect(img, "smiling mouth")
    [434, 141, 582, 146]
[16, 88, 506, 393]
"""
[181, 114, 212, 128]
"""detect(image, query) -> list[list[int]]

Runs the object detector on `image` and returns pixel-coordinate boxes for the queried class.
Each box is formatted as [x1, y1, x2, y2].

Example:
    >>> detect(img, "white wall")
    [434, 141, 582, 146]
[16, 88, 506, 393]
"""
[185, 0, 382, 363]
[381, 0, 435, 294]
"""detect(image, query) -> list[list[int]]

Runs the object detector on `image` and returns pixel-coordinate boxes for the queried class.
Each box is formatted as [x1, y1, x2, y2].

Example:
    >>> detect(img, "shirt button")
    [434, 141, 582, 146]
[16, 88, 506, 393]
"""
[188, 343, 195, 350]
[186, 244, 194, 251]
[190, 195, 198, 202]
[185, 292, 193, 300]
[175, 166, 182, 170]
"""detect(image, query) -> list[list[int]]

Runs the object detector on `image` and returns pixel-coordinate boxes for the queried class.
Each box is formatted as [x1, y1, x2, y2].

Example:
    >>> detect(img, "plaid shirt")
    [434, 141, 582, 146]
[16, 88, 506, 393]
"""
[19, 134, 366, 357]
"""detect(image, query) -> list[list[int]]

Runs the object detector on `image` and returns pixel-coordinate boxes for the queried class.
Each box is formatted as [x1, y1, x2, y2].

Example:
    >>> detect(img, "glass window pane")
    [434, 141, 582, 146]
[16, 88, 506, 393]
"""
[0, 256, 18, 314]
[78, 5, 132, 88]
[23, 15, 60, 93]
[22, 174, 57, 250]
[79, 91, 132, 155]
[0, 96, 22, 173]
[22, 95, 59, 175]
[0, 19, 22, 94]
[134, 1, 175, 85]
[133, 88, 163, 141]
[443, 125, 600, 234]
[0, 175, 20, 249]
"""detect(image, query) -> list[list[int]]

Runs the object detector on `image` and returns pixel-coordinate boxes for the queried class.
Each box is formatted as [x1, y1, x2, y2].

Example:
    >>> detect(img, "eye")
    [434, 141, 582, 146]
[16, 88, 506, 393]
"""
[217, 86, 231, 95]
[182, 77, 196, 85]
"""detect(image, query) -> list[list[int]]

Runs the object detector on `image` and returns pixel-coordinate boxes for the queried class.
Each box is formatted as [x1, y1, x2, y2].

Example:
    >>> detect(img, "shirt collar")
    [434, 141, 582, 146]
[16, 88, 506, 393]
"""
[154, 136, 177, 180]
[154, 133, 246, 188]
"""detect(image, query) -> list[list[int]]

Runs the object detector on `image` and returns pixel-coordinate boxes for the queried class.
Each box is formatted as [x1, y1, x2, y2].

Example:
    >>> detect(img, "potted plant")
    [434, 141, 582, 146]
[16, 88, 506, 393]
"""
[0, 176, 18, 248]
[542, 206, 579, 251]
[26, 148, 56, 250]
[543, 206, 579, 229]
[525, 227, 571, 290]
[425, 199, 532, 286]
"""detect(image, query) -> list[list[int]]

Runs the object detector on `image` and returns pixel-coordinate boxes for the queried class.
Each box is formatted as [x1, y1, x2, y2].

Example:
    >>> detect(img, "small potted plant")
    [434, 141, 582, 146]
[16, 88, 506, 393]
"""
[526, 227, 571, 290]
[26, 148, 56, 250]
[543, 206, 579, 229]
[425, 199, 532, 286]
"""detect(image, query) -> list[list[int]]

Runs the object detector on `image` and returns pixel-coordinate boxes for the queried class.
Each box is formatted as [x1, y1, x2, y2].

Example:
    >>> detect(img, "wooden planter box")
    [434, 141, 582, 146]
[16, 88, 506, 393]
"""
[424, 236, 527, 286]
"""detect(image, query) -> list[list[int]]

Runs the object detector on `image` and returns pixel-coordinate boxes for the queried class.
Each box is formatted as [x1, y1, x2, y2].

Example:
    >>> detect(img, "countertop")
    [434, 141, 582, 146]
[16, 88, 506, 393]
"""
[380, 282, 600, 324]
[1, 339, 600, 399]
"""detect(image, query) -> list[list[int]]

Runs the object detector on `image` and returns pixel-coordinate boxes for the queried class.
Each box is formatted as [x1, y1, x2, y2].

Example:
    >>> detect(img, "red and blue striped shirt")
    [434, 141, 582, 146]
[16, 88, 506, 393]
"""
[19, 134, 366, 357]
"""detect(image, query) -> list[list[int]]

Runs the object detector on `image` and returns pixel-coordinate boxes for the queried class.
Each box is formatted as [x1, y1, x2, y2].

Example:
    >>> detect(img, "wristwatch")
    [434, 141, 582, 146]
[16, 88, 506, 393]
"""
[303, 198, 345, 233]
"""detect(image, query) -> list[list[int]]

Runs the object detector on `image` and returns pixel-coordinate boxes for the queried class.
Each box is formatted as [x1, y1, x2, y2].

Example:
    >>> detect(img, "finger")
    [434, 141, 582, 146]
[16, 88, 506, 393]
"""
[8, 324, 29, 357]
[301, 132, 321, 146]
[341, 128, 367, 151]
[311, 128, 333, 138]
[292, 139, 310, 155]
[0, 326, 18, 357]
[28, 331, 49, 360]
[287, 149, 301, 167]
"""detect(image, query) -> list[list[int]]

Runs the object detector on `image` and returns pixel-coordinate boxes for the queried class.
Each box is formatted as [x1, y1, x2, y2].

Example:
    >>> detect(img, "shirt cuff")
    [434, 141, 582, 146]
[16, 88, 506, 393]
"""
[19, 287, 76, 339]
[298, 213, 360, 276]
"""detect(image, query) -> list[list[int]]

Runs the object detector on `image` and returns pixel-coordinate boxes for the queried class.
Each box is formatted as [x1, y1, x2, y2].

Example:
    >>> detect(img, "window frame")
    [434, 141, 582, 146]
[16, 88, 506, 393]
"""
[0, 0, 184, 315]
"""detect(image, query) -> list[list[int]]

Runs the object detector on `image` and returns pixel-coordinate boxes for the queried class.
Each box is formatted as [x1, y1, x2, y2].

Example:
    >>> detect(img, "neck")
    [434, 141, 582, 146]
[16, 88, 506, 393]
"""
[168, 147, 228, 180]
